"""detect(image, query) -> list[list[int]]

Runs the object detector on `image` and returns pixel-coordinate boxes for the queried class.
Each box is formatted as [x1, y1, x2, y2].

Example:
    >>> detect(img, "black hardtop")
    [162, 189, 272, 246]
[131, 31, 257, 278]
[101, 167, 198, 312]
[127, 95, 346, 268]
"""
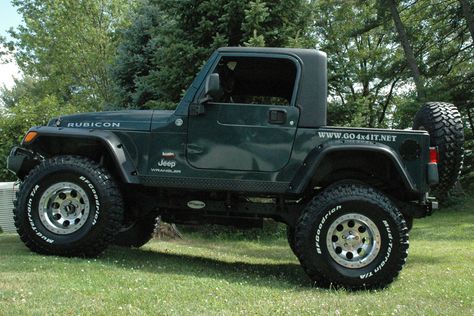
[217, 47, 328, 128]
[217, 46, 326, 58]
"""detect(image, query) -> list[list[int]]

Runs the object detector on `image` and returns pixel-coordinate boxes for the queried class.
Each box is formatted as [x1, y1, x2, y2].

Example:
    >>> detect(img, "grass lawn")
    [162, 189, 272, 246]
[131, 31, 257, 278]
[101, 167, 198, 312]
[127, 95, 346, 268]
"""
[0, 198, 473, 315]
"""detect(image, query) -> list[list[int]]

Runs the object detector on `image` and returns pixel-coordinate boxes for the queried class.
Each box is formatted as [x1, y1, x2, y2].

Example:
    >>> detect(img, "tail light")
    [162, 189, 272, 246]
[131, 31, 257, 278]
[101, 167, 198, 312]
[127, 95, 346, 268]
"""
[429, 147, 439, 164]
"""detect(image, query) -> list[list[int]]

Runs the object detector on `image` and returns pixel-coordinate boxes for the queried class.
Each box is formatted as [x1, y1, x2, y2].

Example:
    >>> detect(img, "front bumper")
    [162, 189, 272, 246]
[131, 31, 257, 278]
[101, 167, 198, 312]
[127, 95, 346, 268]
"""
[6, 147, 39, 179]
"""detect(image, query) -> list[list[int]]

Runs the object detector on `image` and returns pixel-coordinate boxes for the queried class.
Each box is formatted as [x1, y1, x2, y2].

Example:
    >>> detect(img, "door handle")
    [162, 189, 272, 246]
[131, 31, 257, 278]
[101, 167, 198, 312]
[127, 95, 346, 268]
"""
[187, 144, 204, 155]
[268, 109, 287, 124]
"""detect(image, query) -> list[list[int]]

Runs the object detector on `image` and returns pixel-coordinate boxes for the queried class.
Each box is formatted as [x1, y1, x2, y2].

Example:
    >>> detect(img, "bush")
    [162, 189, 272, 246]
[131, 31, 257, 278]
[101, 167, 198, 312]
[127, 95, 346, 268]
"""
[0, 95, 89, 181]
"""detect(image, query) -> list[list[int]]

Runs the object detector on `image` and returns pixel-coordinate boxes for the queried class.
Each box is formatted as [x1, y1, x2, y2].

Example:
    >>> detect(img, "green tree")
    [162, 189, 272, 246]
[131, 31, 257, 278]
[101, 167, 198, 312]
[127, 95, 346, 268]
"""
[313, 0, 407, 127]
[0, 92, 82, 181]
[459, 0, 474, 43]
[3, 0, 133, 110]
[112, 0, 313, 109]
[0, 77, 41, 108]
[385, 0, 425, 100]
[344, 0, 473, 131]
[243, 0, 269, 47]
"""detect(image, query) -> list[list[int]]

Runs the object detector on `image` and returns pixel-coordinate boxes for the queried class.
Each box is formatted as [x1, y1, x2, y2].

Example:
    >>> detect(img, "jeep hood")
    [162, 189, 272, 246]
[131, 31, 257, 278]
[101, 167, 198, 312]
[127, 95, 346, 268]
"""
[49, 110, 172, 131]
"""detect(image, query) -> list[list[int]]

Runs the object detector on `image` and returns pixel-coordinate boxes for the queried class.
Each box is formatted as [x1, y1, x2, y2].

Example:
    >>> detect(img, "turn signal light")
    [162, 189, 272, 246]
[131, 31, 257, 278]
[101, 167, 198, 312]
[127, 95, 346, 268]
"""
[429, 147, 439, 164]
[23, 131, 38, 144]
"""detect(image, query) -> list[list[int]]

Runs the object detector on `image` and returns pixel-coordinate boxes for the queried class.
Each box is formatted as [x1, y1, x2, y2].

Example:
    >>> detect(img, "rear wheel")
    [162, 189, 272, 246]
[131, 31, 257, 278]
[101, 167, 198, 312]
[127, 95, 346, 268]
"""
[413, 102, 464, 199]
[287, 223, 329, 287]
[13, 156, 123, 257]
[403, 215, 413, 231]
[114, 216, 157, 248]
[295, 183, 409, 289]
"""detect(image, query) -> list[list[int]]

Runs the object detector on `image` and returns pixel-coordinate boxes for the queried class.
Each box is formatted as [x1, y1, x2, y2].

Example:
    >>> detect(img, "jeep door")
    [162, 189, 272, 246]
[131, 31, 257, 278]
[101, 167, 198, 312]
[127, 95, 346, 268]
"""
[186, 55, 300, 172]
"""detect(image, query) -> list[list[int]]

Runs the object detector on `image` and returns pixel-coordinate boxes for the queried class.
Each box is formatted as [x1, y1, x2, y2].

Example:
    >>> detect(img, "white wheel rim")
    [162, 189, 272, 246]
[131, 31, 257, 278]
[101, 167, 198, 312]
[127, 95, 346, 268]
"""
[325, 213, 381, 269]
[38, 182, 91, 235]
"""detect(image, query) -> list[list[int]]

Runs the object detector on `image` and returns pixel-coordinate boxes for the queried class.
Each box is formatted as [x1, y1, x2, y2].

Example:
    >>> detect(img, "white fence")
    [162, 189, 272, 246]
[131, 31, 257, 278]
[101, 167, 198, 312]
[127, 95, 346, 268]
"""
[0, 182, 18, 233]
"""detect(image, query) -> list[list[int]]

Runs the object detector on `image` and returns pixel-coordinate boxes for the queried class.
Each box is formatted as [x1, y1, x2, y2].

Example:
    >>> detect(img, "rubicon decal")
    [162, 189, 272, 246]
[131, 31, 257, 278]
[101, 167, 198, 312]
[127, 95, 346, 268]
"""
[318, 131, 397, 142]
[67, 122, 121, 128]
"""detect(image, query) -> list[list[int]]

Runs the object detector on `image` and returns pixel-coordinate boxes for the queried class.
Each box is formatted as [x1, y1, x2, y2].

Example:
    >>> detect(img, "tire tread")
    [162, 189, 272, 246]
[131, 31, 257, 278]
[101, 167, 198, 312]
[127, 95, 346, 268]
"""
[294, 183, 409, 290]
[13, 155, 124, 257]
[413, 102, 464, 199]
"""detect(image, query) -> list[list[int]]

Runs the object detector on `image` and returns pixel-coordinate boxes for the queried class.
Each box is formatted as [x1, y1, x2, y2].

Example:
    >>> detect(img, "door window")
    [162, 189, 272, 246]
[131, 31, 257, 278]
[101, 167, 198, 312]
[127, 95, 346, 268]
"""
[212, 56, 297, 106]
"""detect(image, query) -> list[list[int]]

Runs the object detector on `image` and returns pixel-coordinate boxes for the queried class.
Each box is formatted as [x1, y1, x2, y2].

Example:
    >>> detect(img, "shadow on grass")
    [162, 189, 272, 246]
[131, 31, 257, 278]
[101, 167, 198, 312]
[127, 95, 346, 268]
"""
[0, 234, 310, 289]
[3, 233, 447, 290]
[101, 245, 311, 289]
[0, 234, 311, 289]
[161, 239, 294, 262]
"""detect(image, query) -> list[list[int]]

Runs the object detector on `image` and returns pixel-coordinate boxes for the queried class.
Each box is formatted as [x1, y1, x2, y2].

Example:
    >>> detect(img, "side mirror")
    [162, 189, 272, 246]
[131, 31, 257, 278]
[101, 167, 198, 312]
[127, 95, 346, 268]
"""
[189, 73, 224, 116]
[191, 73, 223, 116]
[202, 73, 223, 102]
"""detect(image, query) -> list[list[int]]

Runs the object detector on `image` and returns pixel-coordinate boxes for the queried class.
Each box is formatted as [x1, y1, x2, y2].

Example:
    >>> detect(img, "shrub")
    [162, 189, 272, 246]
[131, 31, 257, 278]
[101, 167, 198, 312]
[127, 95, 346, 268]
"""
[0, 95, 89, 181]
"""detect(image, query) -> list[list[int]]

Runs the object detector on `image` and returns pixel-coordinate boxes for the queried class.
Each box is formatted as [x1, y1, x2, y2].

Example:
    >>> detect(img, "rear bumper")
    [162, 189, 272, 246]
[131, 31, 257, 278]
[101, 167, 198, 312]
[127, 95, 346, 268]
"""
[424, 196, 438, 214]
[403, 195, 438, 219]
[6, 147, 39, 179]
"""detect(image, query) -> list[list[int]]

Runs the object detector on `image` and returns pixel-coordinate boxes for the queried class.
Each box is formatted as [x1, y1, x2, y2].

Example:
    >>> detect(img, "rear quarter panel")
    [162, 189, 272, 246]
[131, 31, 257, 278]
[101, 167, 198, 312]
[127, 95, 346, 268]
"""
[284, 126, 431, 194]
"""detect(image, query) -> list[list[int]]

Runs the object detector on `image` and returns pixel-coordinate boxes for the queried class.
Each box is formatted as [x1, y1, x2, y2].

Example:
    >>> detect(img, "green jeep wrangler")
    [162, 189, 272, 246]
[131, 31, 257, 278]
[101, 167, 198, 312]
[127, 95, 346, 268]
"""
[7, 47, 464, 289]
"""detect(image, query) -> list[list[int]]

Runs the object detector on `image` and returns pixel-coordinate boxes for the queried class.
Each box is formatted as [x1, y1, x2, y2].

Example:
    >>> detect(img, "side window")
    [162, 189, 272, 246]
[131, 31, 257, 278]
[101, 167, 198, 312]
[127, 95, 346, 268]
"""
[212, 56, 297, 106]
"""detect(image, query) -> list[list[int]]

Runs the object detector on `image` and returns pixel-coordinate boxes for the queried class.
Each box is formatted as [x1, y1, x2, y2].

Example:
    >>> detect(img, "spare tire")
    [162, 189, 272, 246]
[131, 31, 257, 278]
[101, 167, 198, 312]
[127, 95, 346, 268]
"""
[413, 102, 464, 199]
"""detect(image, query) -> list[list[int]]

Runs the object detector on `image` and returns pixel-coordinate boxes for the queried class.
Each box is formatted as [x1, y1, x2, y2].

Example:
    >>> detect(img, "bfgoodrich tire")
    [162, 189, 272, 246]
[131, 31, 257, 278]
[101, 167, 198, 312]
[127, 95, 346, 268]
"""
[13, 156, 124, 257]
[287, 225, 297, 256]
[114, 216, 157, 248]
[287, 224, 330, 287]
[295, 183, 409, 290]
[413, 102, 464, 199]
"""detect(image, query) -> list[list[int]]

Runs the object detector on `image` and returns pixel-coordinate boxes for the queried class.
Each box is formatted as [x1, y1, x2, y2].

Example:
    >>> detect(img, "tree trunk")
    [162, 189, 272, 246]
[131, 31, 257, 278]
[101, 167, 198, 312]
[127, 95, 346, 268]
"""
[379, 78, 399, 125]
[387, 0, 426, 100]
[459, 0, 474, 43]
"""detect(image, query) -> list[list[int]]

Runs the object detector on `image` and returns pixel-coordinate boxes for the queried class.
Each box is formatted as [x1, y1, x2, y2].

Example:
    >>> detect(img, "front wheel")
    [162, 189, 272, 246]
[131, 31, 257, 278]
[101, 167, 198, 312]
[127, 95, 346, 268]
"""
[13, 156, 124, 257]
[295, 183, 409, 289]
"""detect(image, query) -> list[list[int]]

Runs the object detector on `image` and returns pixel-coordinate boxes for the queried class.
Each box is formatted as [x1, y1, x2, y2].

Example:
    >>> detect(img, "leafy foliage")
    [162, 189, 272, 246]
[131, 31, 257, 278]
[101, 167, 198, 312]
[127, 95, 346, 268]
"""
[3, 0, 133, 110]
[111, 0, 313, 109]
[0, 92, 88, 181]
[313, 0, 407, 127]
[0, 0, 473, 189]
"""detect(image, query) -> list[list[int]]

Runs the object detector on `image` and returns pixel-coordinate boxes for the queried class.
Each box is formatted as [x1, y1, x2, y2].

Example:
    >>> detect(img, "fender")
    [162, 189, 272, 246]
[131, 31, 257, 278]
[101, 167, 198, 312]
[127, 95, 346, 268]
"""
[22, 126, 140, 184]
[288, 143, 418, 194]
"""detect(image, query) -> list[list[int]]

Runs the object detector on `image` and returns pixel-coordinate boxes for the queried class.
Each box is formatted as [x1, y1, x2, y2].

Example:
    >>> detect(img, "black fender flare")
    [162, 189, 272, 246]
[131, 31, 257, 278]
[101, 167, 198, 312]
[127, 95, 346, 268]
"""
[23, 126, 140, 184]
[288, 143, 417, 194]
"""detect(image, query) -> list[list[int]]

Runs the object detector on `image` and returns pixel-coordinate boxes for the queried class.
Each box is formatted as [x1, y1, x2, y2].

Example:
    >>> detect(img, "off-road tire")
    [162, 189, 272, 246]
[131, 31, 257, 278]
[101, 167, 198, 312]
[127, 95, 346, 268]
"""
[287, 225, 297, 256]
[295, 183, 409, 290]
[114, 216, 157, 248]
[13, 156, 124, 257]
[287, 224, 330, 287]
[404, 215, 413, 231]
[413, 102, 464, 199]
